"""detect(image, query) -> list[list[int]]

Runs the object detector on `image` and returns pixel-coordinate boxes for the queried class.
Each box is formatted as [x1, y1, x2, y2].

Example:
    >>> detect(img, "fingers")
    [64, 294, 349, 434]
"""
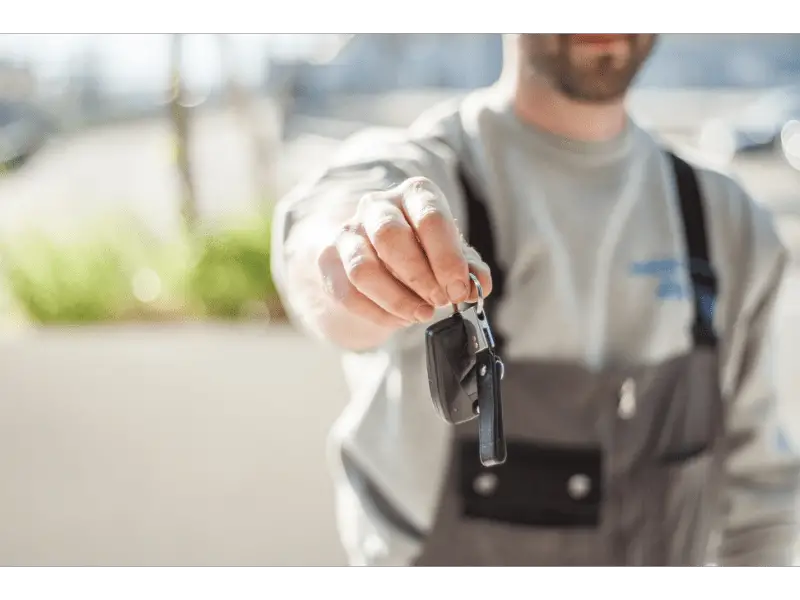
[316, 176, 495, 335]
[326, 221, 435, 324]
[317, 242, 409, 330]
[358, 190, 448, 307]
[399, 177, 471, 305]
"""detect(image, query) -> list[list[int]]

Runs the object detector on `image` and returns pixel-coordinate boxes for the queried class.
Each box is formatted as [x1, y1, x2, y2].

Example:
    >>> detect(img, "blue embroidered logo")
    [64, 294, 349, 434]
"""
[629, 258, 716, 324]
[629, 258, 687, 300]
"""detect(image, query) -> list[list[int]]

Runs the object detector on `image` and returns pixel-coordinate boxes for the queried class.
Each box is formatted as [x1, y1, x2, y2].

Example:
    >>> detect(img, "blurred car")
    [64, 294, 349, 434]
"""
[696, 84, 800, 160]
[0, 100, 52, 171]
[265, 34, 502, 115]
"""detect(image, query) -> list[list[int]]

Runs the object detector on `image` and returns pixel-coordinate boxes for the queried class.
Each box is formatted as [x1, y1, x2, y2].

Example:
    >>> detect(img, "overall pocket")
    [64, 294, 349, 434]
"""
[457, 438, 603, 528]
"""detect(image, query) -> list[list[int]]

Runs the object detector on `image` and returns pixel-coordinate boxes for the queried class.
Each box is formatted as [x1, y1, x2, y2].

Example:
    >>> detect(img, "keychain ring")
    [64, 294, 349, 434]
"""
[469, 273, 485, 316]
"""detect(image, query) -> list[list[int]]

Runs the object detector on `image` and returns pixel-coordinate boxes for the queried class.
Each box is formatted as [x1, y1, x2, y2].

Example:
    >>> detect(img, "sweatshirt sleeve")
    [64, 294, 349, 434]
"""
[716, 183, 800, 566]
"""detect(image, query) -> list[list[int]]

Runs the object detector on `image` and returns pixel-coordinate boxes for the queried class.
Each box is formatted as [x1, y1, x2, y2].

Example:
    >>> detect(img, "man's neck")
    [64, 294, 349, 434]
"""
[512, 78, 628, 143]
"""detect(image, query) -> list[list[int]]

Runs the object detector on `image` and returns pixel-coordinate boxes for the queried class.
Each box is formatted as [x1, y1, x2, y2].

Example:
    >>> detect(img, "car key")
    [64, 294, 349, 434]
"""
[425, 274, 507, 467]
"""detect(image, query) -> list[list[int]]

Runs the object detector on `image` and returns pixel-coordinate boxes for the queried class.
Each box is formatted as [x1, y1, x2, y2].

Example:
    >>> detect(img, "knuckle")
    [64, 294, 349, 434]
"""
[403, 194, 455, 237]
[403, 266, 436, 293]
[355, 192, 377, 215]
[415, 207, 446, 231]
[335, 220, 362, 240]
[358, 190, 400, 215]
[346, 257, 379, 285]
[370, 217, 409, 249]
[387, 296, 418, 317]
[437, 253, 468, 279]
[334, 223, 375, 272]
[403, 270, 425, 288]
[402, 175, 435, 191]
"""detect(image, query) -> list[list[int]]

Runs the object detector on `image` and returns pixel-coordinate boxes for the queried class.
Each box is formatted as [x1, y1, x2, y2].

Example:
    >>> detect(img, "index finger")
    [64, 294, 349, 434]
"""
[399, 177, 470, 304]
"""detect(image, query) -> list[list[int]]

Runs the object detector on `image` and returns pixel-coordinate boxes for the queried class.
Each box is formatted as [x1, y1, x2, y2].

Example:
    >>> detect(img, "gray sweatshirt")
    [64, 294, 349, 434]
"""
[272, 85, 800, 566]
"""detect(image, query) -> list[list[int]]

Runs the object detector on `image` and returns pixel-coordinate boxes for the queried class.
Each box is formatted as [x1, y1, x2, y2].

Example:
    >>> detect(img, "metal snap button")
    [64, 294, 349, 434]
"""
[618, 377, 637, 420]
[473, 472, 499, 496]
[567, 473, 592, 500]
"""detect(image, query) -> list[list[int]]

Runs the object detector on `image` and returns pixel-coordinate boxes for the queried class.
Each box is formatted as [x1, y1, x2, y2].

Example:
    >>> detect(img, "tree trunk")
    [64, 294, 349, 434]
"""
[168, 33, 198, 228]
[217, 34, 277, 208]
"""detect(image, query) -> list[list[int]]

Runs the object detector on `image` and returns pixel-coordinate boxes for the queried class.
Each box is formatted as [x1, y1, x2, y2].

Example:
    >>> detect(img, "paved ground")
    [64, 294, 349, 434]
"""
[0, 324, 352, 566]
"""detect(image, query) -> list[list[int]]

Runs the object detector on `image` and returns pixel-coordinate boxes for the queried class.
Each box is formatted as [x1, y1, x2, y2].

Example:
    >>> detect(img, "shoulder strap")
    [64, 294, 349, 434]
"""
[667, 151, 718, 348]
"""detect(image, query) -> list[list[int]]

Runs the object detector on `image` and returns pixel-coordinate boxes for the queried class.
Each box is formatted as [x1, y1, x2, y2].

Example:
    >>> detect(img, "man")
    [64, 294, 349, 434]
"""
[271, 34, 800, 565]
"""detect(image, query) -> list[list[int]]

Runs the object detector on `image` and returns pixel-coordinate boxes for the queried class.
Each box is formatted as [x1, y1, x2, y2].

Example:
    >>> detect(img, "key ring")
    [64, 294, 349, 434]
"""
[469, 273, 485, 316]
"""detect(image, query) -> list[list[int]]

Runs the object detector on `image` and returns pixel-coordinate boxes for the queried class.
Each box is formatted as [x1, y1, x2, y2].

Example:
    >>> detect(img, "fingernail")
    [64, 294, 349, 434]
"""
[446, 281, 468, 304]
[414, 303, 435, 323]
[430, 288, 448, 307]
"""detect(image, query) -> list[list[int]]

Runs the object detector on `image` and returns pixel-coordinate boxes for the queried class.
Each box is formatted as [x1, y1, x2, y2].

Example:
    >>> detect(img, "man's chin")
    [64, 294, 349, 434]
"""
[560, 68, 642, 103]
[558, 84, 631, 105]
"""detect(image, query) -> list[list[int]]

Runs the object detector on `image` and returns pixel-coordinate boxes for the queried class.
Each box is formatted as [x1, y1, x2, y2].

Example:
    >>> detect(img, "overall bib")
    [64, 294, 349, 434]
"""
[413, 152, 727, 566]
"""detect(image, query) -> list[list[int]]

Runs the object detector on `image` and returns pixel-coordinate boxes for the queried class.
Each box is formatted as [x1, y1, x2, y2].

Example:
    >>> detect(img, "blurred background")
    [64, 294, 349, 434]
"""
[0, 33, 797, 566]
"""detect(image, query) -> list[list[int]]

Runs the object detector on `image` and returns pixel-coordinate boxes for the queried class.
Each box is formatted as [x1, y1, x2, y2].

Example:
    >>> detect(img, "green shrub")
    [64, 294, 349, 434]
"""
[0, 211, 284, 325]
[186, 214, 279, 320]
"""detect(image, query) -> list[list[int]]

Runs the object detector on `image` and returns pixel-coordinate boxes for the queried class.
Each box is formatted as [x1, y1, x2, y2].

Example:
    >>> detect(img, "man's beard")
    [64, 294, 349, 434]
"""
[521, 34, 657, 104]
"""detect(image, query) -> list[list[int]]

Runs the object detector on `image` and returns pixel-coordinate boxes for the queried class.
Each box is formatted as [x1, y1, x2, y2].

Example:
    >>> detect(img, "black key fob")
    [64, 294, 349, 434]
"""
[425, 311, 476, 425]
[425, 274, 507, 467]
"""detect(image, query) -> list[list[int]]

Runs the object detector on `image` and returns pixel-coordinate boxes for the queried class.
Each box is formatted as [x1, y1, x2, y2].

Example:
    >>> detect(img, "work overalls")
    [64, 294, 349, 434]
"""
[412, 151, 726, 566]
